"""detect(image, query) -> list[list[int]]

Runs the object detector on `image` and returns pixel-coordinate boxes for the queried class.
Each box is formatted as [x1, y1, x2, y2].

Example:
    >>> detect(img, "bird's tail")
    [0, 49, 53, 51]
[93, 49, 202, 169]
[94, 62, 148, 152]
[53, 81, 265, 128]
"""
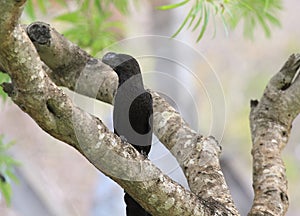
[124, 192, 151, 216]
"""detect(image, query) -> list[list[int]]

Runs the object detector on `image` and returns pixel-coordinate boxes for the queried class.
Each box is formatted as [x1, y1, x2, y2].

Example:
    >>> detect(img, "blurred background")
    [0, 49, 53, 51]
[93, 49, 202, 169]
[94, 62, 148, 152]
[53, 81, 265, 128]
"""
[0, 0, 300, 215]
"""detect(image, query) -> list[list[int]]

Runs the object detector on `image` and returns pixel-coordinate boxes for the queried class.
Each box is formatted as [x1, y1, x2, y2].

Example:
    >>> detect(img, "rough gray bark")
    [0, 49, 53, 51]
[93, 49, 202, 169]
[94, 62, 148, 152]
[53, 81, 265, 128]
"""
[25, 21, 238, 214]
[0, 1, 237, 215]
[249, 54, 300, 215]
[1, 1, 300, 216]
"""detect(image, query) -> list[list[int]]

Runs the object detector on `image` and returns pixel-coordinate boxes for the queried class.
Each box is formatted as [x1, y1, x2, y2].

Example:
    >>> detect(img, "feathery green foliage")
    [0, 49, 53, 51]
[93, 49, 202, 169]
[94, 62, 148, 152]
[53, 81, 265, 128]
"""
[24, 0, 130, 55]
[226, 0, 282, 38]
[158, 0, 282, 41]
[24, 0, 282, 46]
[24, 0, 66, 20]
[55, 0, 123, 55]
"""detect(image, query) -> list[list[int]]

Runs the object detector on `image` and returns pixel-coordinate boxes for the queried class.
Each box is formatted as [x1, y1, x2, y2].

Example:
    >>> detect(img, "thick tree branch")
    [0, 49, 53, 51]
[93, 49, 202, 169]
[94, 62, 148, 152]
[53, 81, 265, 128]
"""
[249, 54, 300, 215]
[0, 63, 6, 73]
[24, 22, 238, 214]
[0, 0, 25, 38]
[0, 12, 209, 216]
[25, 22, 117, 104]
[0, 1, 238, 215]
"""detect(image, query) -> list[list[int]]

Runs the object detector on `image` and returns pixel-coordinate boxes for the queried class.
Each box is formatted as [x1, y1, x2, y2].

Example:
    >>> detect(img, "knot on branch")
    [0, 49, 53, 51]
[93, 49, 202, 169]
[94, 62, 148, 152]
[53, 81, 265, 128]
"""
[250, 54, 300, 126]
[27, 22, 51, 46]
[270, 53, 300, 91]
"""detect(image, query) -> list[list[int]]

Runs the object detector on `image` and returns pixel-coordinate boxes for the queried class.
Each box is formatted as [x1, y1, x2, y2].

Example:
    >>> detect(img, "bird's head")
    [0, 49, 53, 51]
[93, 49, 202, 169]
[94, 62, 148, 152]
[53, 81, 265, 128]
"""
[102, 52, 141, 77]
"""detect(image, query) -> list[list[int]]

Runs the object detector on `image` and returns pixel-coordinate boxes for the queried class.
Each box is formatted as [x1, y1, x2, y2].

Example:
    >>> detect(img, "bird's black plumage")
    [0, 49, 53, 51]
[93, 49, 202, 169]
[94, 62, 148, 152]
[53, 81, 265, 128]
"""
[102, 52, 153, 216]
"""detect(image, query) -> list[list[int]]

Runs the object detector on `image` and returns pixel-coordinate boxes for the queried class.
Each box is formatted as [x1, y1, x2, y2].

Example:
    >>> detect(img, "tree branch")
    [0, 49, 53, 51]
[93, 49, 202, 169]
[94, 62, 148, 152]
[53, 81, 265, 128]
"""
[0, 0, 25, 38]
[24, 21, 238, 214]
[249, 54, 300, 215]
[0, 1, 238, 215]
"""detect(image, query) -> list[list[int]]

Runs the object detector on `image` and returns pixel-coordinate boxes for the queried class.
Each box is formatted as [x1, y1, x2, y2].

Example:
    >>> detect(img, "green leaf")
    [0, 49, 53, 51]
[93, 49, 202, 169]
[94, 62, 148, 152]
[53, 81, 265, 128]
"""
[24, 0, 36, 20]
[5, 170, 19, 183]
[265, 12, 281, 27]
[196, 3, 210, 42]
[157, 0, 190, 10]
[0, 182, 12, 205]
[237, 0, 255, 12]
[187, 0, 201, 29]
[257, 14, 271, 37]
[192, 5, 204, 31]
[114, 0, 129, 14]
[172, 7, 193, 38]
[264, 0, 270, 11]
[0, 155, 19, 166]
[55, 11, 81, 23]
[23, 0, 69, 21]
[94, 0, 103, 12]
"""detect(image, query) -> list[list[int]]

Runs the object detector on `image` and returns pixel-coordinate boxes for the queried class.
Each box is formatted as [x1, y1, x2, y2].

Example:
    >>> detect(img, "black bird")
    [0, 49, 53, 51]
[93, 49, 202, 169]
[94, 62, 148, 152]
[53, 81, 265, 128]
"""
[102, 52, 153, 216]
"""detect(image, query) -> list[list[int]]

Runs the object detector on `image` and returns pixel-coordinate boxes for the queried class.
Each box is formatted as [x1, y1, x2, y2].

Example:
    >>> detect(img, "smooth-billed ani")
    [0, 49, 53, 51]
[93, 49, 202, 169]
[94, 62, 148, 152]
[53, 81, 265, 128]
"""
[102, 52, 153, 216]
